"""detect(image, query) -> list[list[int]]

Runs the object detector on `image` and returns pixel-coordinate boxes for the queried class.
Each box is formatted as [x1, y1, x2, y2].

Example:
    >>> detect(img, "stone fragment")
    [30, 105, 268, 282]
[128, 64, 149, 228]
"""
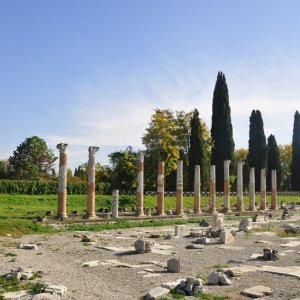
[81, 234, 96, 242]
[82, 260, 99, 267]
[32, 294, 60, 300]
[241, 285, 273, 298]
[43, 284, 67, 297]
[194, 237, 210, 244]
[208, 271, 220, 285]
[161, 279, 185, 290]
[166, 210, 173, 215]
[186, 244, 204, 249]
[261, 265, 300, 279]
[211, 213, 224, 231]
[189, 230, 204, 237]
[227, 259, 245, 264]
[219, 230, 234, 244]
[238, 218, 252, 232]
[144, 287, 170, 300]
[134, 239, 154, 253]
[19, 244, 38, 250]
[219, 273, 231, 285]
[167, 258, 181, 273]
[174, 225, 186, 236]
[2, 290, 29, 299]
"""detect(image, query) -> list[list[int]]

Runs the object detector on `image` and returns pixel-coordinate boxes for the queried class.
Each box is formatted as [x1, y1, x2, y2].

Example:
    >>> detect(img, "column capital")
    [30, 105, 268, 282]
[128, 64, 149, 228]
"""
[56, 143, 68, 152]
[88, 146, 100, 154]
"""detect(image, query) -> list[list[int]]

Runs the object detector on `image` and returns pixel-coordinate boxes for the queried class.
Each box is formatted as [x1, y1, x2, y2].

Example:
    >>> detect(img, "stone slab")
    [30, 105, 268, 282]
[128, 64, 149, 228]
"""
[241, 285, 272, 298]
[280, 241, 300, 248]
[222, 265, 261, 276]
[144, 286, 170, 300]
[2, 290, 29, 299]
[261, 265, 300, 279]
[216, 245, 244, 250]
[161, 279, 185, 290]
[82, 260, 99, 267]
[143, 273, 162, 278]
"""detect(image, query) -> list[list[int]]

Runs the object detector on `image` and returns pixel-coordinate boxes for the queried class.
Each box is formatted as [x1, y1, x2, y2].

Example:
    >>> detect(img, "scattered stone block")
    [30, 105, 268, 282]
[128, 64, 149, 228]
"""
[219, 231, 234, 244]
[227, 259, 245, 264]
[219, 273, 231, 285]
[2, 290, 29, 299]
[82, 260, 99, 267]
[43, 284, 67, 297]
[161, 279, 185, 290]
[173, 277, 204, 296]
[134, 239, 154, 253]
[189, 230, 204, 237]
[174, 225, 186, 236]
[19, 244, 38, 250]
[81, 234, 96, 243]
[167, 258, 181, 273]
[32, 294, 60, 300]
[186, 244, 204, 249]
[194, 237, 210, 244]
[241, 285, 273, 298]
[144, 287, 170, 300]
[208, 271, 220, 285]
[238, 218, 252, 232]
[211, 213, 224, 231]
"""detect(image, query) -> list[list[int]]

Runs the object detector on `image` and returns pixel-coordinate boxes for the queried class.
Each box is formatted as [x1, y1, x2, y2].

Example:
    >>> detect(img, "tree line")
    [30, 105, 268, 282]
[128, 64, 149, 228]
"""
[1, 72, 300, 192]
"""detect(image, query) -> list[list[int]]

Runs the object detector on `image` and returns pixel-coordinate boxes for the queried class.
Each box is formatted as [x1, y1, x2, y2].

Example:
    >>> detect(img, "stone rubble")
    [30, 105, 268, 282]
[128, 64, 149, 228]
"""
[238, 218, 252, 232]
[174, 277, 204, 296]
[208, 271, 231, 285]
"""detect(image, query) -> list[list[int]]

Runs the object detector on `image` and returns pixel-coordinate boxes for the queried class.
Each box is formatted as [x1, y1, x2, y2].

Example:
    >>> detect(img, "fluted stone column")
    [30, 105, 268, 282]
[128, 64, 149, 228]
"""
[260, 168, 267, 210]
[223, 160, 231, 213]
[209, 165, 216, 213]
[271, 169, 277, 210]
[156, 161, 165, 216]
[135, 153, 144, 217]
[237, 161, 244, 211]
[57, 143, 68, 219]
[85, 146, 99, 219]
[175, 160, 184, 215]
[194, 165, 201, 214]
[112, 189, 119, 218]
[249, 167, 256, 211]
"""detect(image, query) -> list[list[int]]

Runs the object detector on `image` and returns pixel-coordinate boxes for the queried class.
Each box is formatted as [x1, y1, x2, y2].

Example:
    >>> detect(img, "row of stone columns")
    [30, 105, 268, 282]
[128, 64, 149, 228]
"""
[134, 155, 279, 216]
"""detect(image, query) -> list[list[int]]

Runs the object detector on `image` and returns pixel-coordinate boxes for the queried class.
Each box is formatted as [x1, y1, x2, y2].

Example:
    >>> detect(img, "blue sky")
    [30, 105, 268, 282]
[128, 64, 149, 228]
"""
[1, 0, 300, 170]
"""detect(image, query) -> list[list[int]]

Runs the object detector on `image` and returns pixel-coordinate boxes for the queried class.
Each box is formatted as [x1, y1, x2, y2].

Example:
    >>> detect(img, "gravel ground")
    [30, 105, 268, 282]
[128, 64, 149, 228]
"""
[1, 214, 300, 300]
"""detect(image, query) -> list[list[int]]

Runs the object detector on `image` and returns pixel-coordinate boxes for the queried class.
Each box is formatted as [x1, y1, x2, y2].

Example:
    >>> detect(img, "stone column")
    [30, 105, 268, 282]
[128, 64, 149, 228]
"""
[156, 161, 165, 216]
[271, 169, 277, 210]
[56, 143, 68, 219]
[175, 160, 184, 215]
[260, 168, 267, 210]
[249, 167, 256, 211]
[135, 153, 144, 217]
[209, 165, 216, 213]
[85, 146, 99, 219]
[112, 189, 119, 218]
[223, 160, 231, 213]
[194, 165, 201, 214]
[237, 161, 244, 211]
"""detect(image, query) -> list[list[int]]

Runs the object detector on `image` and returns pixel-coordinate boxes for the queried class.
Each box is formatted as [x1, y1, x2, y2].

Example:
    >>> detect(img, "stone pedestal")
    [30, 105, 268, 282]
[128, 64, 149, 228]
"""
[156, 162, 165, 216]
[112, 189, 119, 218]
[271, 169, 277, 210]
[56, 143, 68, 219]
[194, 165, 201, 214]
[209, 165, 216, 213]
[223, 160, 231, 213]
[175, 160, 184, 215]
[237, 161, 244, 211]
[249, 167, 256, 211]
[135, 153, 145, 217]
[85, 146, 99, 219]
[260, 168, 266, 210]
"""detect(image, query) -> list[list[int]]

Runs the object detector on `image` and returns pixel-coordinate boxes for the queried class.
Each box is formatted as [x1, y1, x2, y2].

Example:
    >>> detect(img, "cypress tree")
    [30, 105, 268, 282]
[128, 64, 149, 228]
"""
[188, 109, 209, 190]
[291, 110, 300, 190]
[211, 72, 235, 191]
[247, 110, 267, 191]
[266, 134, 282, 191]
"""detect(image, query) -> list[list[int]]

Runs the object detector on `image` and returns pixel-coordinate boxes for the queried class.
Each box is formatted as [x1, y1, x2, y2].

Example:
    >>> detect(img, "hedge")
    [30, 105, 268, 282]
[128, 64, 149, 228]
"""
[0, 180, 111, 195]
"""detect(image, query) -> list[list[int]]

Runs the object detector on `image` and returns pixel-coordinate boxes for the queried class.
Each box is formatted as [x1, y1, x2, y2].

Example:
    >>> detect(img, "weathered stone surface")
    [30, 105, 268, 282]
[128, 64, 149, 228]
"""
[174, 225, 186, 236]
[261, 265, 300, 279]
[43, 284, 67, 297]
[82, 260, 99, 267]
[219, 231, 234, 244]
[194, 237, 210, 245]
[2, 290, 29, 299]
[238, 218, 252, 232]
[189, 230, 204, 237]
[161, 279, 185, 290]
[32, 294, 61, 300]
[186, 244, 204, 249]
[227, 259, 245, 264]
[208, 271, 220, 285]
[219, 273, 231, 285]
[241, 285, 273, 298]
[217, 245, 244, 250]
[167, 258, 181, 273]
[144, 287, 170, 300]
[211, 213, 224, 231]
[134, 239, 154, 253]
[19, 244, 38, 250]
[280, 241, 300, 248]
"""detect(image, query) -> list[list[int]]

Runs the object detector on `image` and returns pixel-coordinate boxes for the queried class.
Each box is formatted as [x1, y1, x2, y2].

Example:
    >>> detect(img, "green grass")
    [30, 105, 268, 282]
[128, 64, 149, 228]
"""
[195, 294, 230, 300]
[0, 193, 299, 236]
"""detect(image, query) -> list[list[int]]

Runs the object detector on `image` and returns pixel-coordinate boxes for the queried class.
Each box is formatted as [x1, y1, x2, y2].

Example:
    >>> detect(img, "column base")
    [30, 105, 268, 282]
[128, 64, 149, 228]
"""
[135, 211, 145, 217]
[249, 207, 256, 212]
[56, 213, 68, 220]
[270, 205, 277, 210]
[222, 208, 231, 213]
[175, 210, 184, 216]
[83, 214, 98, 220]
[194, 210, 202, 214]
[208, 208, 217, 214]
[259, 206, 266, 211]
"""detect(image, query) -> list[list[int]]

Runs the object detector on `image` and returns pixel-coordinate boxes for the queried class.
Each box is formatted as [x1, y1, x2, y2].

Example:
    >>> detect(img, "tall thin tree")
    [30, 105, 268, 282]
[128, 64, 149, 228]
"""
[188, 109, 209, 190]
[291, 110, 300, 190]
[211, 72, 235, 190]
[247, 110, 267, 191]
[266, 134, 282, 191]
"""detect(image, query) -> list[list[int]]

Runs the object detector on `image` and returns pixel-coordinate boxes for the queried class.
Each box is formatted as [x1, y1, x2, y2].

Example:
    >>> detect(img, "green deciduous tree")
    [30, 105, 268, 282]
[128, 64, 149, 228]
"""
[211, 72, 235, 190]
[9, 136, 57, 180]
[247, 110, 267, 190]
[188, 109, 209, 190]
[266, 134, 282, 191]
[278, 144, 292, 190]
[108, 146, 138, 190]
[0, 160, 13, 179]
[291, 110, 300, 190]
